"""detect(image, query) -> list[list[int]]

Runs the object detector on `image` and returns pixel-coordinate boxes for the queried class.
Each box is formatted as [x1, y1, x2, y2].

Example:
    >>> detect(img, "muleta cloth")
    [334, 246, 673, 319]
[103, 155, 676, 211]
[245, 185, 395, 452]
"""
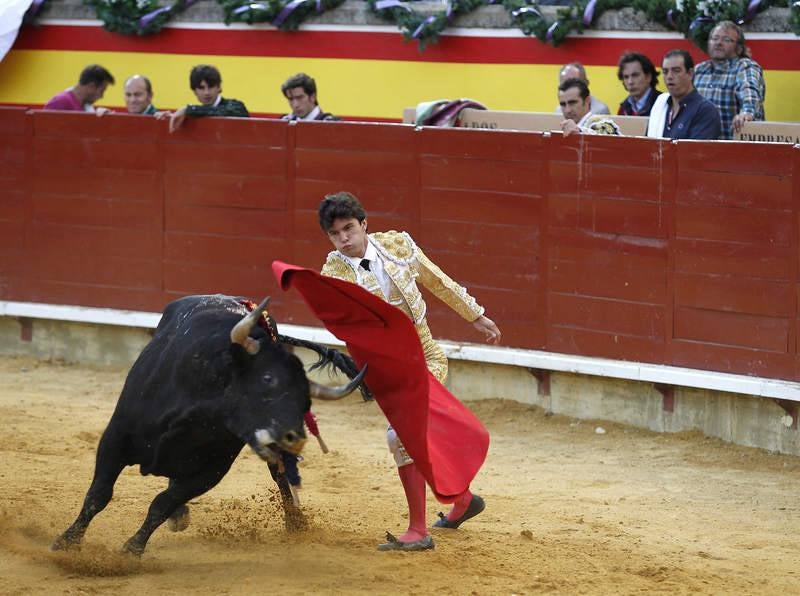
[272, 261, 489, 503]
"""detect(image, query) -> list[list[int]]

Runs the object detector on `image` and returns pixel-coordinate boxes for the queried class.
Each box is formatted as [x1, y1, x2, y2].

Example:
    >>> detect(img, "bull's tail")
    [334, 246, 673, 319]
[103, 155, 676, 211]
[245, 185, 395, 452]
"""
[278, 334, 373, 401]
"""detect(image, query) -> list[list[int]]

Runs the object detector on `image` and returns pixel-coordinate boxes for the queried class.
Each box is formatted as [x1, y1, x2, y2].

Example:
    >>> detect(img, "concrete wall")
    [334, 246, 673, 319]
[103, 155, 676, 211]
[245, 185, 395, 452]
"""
[4, 315, 798, 457]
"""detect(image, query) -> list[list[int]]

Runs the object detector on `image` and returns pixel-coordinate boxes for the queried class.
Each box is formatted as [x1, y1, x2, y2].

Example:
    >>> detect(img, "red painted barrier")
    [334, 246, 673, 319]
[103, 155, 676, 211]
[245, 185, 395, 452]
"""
[2, 107, 798, 381]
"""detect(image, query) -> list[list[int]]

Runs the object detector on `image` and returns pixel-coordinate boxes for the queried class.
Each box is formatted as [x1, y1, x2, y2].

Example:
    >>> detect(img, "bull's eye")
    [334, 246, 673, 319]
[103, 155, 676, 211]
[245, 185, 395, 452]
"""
[262, 373, 277, 387]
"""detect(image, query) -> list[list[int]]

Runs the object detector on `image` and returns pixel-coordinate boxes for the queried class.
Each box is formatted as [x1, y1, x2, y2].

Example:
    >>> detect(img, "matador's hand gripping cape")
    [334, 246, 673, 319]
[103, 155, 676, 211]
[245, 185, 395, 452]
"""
[272, 261, 489, 503]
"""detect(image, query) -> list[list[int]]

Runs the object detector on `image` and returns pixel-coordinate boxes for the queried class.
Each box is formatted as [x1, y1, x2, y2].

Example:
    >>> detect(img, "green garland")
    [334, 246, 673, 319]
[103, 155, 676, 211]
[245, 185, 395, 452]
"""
[503, 0, 793, 51]
[366, 0, 486, 49]
[219, 0, 345, 29]
[82, 0, 196, 36]
[25, 0, 800, 50]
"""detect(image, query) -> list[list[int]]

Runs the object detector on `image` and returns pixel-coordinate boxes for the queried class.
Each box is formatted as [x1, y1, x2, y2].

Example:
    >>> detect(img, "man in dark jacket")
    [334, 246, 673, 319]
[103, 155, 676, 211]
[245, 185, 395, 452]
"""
[617, 52, 662, 117]
[646, 50, 721, 140]
[169, 64, 249, 132]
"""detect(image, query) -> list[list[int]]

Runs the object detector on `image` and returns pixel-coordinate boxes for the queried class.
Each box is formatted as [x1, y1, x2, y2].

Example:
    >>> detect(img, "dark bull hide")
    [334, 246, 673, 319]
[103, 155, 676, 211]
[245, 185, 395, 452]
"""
[51, 294, 366, 555]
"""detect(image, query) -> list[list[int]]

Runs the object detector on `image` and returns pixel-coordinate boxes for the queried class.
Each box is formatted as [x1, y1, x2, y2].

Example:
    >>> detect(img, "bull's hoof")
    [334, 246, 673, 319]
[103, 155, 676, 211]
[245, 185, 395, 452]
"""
[167, 505, 190, 532]
[284, 508, 308, 533]
[50, 534, 80, 552]
[121, 538, 145, 557]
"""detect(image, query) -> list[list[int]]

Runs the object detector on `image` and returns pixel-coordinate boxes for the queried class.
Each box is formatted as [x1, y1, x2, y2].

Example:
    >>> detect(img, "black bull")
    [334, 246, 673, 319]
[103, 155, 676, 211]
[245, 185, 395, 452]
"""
[52, 295, 367, 555]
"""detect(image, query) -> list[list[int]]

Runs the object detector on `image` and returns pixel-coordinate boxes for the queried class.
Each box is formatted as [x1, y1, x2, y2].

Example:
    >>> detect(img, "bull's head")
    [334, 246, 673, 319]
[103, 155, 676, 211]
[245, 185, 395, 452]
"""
[227, 297, 366, 463]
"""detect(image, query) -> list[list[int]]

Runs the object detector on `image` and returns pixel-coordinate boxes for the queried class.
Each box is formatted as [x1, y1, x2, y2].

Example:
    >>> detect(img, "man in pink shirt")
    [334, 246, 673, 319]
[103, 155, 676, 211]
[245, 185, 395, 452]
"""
[44, 64, 115, 112]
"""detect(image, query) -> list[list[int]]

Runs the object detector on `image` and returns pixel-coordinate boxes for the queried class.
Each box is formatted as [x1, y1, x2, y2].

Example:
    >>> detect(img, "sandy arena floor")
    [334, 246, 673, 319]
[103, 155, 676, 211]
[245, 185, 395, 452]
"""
[1, 355, 799, 595]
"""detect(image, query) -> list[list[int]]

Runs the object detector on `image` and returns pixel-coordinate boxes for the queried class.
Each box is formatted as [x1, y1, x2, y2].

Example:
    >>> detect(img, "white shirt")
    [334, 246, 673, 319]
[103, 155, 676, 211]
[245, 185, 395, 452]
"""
[301, 106, 321, 121]
[344, 239, 392, 298]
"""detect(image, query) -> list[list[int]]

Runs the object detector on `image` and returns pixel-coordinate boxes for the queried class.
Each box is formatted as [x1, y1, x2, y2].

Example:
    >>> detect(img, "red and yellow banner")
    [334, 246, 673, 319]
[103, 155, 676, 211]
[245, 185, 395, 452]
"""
[1, 22, 798, 121]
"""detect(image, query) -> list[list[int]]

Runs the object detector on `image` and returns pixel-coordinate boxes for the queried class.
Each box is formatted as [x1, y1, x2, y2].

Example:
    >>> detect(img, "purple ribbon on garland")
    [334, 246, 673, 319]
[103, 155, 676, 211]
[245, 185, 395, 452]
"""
[665, 8, 676, 29]
[232, 3, 266, 16]
[139, 6, 172, 29]
[139, 0, 198, 30]
[375, 0, 412, 11]
[545, 20, 559, 42]
[582, 0, 597, 26]
[412, 15, 436, 38]
[511, 6, 542, 19]
[737, 0, 761, 25]
[411, 2, 454, 39]
[688, 15, 713, 33]
[273, 0, 310, 27]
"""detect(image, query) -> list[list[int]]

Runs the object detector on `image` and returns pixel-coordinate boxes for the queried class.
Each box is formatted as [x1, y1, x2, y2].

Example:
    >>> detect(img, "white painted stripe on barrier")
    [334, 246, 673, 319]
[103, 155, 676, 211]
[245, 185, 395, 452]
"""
[1, 300, 161, 328]
[2, 300, 799, 402]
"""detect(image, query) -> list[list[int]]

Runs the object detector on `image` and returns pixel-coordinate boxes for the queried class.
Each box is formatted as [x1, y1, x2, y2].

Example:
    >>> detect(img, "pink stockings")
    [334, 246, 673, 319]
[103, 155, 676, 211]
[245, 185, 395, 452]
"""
[396, 462, 475, 541]
[396, 463, 428, 543]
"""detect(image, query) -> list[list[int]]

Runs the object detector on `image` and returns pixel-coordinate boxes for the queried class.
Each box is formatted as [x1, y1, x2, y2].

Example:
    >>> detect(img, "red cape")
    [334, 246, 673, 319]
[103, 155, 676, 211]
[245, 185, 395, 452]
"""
[272, 261, 489, 503]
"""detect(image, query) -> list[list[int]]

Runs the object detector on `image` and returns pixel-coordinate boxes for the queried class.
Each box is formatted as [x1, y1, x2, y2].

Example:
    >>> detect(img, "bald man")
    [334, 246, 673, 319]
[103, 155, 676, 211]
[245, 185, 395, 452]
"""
[124, 75, 168, 118]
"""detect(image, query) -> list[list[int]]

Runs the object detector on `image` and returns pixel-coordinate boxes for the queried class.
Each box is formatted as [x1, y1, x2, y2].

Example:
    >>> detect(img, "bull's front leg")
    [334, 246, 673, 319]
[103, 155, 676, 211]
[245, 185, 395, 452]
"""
[268, 460, 308, 532]
[52, 433, 126, 551]
[122, 458, 235, 556]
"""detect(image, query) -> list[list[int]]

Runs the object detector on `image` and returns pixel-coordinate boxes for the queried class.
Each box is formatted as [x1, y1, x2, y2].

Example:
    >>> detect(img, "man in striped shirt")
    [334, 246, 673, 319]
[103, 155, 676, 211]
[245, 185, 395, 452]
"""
[693, 21, 765, 140]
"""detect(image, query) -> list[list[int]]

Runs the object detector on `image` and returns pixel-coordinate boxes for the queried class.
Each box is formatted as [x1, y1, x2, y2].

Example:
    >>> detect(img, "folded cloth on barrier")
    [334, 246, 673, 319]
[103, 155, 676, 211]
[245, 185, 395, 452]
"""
[272, 260, 489, 503]
[415, 98, 488, 127]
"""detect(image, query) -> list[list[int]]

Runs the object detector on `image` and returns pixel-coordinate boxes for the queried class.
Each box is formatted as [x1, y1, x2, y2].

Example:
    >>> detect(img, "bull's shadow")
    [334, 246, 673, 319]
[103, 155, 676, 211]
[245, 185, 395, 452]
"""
[51, 295, 366, 556]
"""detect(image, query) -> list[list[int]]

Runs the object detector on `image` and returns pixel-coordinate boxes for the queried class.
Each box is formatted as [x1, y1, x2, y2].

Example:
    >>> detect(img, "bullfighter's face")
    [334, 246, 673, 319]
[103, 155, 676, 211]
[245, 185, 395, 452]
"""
[326, 217, 369, 259]
[193, 80, 221, 106]
[285, 86, 316, 119]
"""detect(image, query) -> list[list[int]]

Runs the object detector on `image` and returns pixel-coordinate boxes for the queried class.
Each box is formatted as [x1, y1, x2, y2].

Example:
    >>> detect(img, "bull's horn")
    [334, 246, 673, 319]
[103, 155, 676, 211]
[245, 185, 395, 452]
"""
[309, 363, 368, 401]
[230, 297, 270, 355]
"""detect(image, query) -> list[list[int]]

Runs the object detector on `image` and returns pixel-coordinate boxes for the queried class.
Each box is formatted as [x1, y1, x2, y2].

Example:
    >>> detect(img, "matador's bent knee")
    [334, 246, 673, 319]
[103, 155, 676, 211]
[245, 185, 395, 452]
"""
[386, 426, 413, 467]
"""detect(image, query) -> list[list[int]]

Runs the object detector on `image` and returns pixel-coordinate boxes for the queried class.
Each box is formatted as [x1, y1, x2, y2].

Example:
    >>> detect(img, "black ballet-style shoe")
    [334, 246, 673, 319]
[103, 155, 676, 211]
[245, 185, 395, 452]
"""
[432, 494, 486, 529]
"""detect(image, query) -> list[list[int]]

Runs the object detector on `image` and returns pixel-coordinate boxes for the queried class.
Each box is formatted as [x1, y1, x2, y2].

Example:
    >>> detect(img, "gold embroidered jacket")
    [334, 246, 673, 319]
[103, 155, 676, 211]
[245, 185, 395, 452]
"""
[320, 230, 485, 326]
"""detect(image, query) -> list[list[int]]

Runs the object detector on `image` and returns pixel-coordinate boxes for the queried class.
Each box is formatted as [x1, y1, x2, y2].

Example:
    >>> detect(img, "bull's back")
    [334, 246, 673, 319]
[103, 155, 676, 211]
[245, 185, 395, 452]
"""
[113, 295, 246, 417]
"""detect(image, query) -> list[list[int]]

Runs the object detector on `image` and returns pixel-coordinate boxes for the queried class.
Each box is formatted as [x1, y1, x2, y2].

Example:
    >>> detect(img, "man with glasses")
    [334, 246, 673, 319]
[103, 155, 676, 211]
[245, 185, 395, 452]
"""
[694, 20, 765, 139]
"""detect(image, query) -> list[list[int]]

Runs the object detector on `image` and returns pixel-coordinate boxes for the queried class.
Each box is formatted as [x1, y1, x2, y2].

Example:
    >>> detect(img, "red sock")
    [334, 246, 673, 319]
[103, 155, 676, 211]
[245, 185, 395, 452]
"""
[447, 489, 473, 521]
[397, 463, 428, 543]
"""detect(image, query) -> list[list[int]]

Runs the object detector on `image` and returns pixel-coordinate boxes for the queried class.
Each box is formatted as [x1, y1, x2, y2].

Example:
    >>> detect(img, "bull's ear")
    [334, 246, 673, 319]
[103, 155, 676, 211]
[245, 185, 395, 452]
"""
[228, 343, 254, 368]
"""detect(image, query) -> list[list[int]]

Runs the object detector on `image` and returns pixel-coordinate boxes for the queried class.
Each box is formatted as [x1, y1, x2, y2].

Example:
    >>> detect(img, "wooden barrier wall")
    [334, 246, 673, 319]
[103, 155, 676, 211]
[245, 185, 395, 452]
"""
[1, 107, 799, 382]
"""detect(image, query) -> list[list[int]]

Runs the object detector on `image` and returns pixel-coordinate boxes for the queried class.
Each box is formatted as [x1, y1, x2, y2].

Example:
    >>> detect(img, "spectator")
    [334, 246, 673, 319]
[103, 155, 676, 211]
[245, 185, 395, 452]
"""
[646, 50, 721, 140]
[617, 52, 663, 117]
[169, 65, 249, 133]
[558, 78, 620, 137]
[555, 62, 610, 115]
[693, 20, 765, 139]
[281, 73, 338, 121]
[123, 75, 168, 119]
[43, 64, 114, 113]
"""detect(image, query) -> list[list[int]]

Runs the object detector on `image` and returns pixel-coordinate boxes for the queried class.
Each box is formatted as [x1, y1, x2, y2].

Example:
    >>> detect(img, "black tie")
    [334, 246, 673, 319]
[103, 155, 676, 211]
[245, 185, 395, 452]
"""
[360, 259, 370, 271]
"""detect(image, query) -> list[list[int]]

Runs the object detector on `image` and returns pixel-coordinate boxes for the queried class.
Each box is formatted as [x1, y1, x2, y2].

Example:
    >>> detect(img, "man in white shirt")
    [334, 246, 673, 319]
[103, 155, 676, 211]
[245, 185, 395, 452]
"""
[281, 73, 338, 121]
